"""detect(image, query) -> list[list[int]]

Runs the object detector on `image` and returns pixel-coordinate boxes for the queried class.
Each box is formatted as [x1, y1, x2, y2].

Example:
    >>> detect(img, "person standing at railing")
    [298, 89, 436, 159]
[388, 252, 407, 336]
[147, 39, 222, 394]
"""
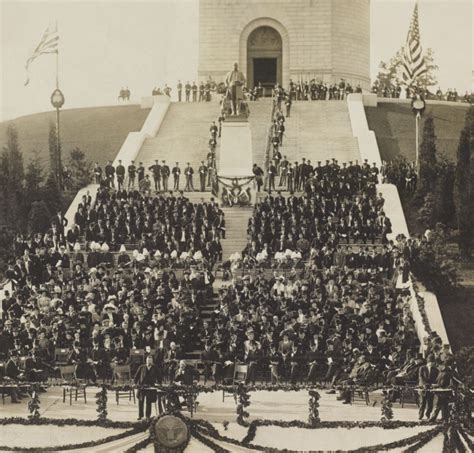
[134, 355, 160, 420]
[172, 162, 181, 191]
[418, 354, 439, 420]
[161, 160, 170, 192]
[184, 163, 194, 192]
[252, 164, 264, 192]
[177, 80, 183, 102]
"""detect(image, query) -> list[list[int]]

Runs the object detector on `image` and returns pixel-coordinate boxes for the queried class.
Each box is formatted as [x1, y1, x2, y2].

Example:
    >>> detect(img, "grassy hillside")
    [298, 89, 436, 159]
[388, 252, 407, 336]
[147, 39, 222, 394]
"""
[0, 105, 150, 169]
[366, 101, 468, 162]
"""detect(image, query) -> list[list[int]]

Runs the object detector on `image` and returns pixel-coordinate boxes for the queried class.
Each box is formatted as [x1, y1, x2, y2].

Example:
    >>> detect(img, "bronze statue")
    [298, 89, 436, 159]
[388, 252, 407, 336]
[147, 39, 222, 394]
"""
[225, 62, 246, 115]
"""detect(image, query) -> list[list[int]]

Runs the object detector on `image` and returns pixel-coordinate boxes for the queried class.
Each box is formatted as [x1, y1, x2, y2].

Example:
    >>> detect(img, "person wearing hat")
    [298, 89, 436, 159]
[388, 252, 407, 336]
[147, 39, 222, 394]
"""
[184, 162, 194, 192]
[148, 160, 161, 192]
[172, 162, 181, 191]
[430, 359, 454, 421]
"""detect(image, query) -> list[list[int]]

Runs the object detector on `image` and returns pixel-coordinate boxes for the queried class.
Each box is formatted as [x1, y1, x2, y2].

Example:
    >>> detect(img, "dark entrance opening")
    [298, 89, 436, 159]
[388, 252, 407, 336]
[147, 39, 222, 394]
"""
[253, 58, 277, 92]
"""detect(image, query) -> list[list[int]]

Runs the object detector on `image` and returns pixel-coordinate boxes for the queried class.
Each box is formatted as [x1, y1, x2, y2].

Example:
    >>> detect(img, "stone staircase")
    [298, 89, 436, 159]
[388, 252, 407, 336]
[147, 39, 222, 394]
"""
[281, 100, 360, 164]
[135, 100, 220, 186]
[248, 98, 273, 166]
[220, 206, 253, 260]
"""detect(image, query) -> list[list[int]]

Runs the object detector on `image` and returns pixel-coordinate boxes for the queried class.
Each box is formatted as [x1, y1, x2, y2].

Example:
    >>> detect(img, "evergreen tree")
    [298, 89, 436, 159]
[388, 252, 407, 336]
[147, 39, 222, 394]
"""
[432, 161, 455, 227]
[25, 150, 44, 201]
[416, 115, 438, 199]
[27, 200, 51, 234]
[68, 147, 92, 189]
[41, 172, 62, 217]
[454, 106, 474, 258]
[1, 125, 25, 230]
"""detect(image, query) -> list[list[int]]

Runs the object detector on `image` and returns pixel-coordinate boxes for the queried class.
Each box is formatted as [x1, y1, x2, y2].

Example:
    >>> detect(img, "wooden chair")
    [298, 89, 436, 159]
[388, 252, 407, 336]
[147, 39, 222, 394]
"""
[60, 365, 87, 405]
[400, 381, 419, 407]
[113, 365, 135, 404]
[349, 386, 370, 405]
[222, 363, 248, 402]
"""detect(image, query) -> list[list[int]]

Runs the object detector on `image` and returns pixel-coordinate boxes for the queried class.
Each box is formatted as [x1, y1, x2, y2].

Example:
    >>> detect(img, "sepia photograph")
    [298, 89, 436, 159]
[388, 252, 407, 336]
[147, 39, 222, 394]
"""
[0, 0, 473, 451]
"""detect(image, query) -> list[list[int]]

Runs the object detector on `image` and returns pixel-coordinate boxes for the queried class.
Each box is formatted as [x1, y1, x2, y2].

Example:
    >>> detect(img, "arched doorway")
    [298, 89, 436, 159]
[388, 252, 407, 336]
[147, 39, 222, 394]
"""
[247, 26, 282, 94]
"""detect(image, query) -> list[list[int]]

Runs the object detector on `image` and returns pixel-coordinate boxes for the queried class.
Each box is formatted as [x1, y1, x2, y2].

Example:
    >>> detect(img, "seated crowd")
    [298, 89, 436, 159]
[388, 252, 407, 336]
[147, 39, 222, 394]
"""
[69, 188, 225, 259]
[245, 160, 389, 261]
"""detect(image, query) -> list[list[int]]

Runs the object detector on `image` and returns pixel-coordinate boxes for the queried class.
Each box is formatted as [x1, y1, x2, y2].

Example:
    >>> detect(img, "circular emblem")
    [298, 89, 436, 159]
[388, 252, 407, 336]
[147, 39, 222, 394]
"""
[154, 415, 189, 449]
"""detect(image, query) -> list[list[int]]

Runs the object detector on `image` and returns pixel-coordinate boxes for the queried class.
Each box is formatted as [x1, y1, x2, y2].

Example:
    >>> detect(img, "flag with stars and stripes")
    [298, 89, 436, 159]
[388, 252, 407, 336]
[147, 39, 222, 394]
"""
[401, 1, 427, 86]
[24, 23, 59, 86]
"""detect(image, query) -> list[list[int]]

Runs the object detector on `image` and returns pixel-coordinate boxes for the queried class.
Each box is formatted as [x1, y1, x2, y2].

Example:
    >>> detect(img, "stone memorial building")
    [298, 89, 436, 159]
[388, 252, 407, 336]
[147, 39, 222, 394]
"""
[198, 0, 371, 91]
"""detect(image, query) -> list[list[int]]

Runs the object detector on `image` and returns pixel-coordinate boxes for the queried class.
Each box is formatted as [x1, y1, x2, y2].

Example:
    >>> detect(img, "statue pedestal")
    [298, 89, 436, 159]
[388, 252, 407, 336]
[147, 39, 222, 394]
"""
[218, 119, 253, 178]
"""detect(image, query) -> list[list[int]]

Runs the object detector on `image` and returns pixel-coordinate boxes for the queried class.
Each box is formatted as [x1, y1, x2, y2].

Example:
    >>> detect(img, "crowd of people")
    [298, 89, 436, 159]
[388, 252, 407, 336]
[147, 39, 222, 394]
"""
[246, 161, 388, 260]
[372, 82, 473, 104]
[381, 159, 418, 195]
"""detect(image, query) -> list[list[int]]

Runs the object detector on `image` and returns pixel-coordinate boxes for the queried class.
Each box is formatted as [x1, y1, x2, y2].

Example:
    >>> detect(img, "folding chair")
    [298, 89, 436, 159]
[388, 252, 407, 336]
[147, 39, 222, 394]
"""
[113, 365, 135, 404]
[129, 349, 145, 377]
[60, 365, 87, 405]
[222, 363, 248, 402]
[54, 348, 70, 365]
[400, 381, 419, 407]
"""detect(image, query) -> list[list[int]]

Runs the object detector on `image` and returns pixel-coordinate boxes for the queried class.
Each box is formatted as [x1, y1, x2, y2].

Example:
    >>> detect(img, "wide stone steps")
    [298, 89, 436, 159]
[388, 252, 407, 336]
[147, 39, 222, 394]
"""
[280, 100, 361, 164]
[248, 98, 273, 166]
[220, 206, 253, 259]
[135, 100, 220, 175]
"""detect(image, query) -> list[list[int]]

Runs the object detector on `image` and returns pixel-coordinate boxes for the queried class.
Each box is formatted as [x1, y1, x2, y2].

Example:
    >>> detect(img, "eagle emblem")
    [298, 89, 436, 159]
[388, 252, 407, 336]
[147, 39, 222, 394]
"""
[155, 415, 188, 448]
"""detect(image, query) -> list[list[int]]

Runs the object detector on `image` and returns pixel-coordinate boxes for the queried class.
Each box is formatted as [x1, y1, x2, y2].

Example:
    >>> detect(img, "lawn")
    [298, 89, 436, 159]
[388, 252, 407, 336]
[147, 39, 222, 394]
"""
[365, 102, 468, 162]
[0, 105, 150, 170]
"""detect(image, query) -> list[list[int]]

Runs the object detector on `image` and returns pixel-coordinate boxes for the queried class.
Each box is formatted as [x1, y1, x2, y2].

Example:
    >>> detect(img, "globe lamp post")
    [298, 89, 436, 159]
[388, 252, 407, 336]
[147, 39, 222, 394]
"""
[51, 88, 65, 190]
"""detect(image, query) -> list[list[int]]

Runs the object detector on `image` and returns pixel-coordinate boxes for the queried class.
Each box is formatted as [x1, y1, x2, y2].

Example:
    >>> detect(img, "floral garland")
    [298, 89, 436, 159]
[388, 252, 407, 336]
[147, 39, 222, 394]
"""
[308, 390, 320, 426]
[27, 384, 40, 419]
[190, 426, 231, 453]
[235, 383, 251, 427]
[347, 425, 444, 453]
[410, 275, 433, 334]
[95, 385, 108, 421]
[380, 390, 394, 423]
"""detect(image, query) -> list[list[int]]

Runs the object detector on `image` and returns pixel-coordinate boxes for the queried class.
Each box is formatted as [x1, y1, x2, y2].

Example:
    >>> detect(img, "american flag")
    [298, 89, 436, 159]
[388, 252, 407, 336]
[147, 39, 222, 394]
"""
[401, 1, 427, 86]
[24, 23, 59, 86]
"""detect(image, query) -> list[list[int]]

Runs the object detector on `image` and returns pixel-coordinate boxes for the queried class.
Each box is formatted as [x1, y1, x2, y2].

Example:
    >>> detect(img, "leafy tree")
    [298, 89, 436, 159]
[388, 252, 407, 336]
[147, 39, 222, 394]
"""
[27, 200, 51, 234]
[416, 115, 438, 200]
[68, 147, 92, 190]
[454, 106, 474, 258]
[411, 225, 459, 292]
[374, 47, 439, 91]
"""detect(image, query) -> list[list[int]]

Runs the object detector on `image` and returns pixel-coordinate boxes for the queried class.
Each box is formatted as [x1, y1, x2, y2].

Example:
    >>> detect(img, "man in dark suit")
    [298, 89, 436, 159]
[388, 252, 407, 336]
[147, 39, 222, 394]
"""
[198, 161, 208, 192]
[252, 164, 264, 192]
[177, 80, 183, 102]
[104, 160, 115, 188]
[128, 161, 137, 189]
[268, 161, 277, 192]
[418, 354, 439, 420]
[134, 355, 161, 420]
[137, 162, 145, 185]
[116, 160, 125, 191]
[172, 162, 181, 190]
[161, 160, 170, 191]
[148, 160, 161, 192]
[184, 163, 194, 191]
